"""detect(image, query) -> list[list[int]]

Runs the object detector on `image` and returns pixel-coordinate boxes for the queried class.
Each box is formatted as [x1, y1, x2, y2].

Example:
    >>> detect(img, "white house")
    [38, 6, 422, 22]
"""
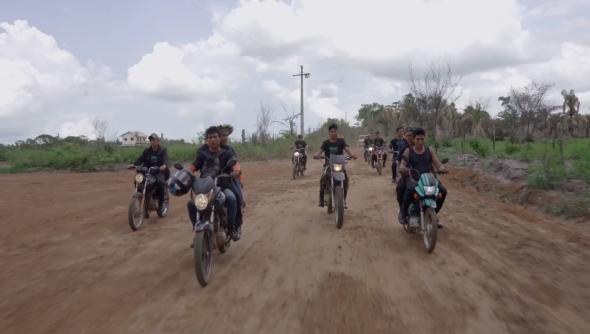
[118, 131, 148, 146]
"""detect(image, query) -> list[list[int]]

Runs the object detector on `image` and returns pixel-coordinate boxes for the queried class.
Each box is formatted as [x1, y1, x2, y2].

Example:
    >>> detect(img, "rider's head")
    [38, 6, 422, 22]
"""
[205, 126, 221, 151]
[396, 126, 404, 138]
[375, 131, 380, 138]
[405, 127, 415, 145]
[298, 134, 303, 140]
[148, 133, 160, 150]
[328, 124, 338, 140]
[218, 124, 233, 145]
[413, 127, 426, 149]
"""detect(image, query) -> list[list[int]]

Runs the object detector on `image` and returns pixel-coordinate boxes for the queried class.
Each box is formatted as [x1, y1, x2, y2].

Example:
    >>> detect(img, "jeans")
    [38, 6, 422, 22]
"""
[186, 188, 238, 230]
[400, 179, 447, 217]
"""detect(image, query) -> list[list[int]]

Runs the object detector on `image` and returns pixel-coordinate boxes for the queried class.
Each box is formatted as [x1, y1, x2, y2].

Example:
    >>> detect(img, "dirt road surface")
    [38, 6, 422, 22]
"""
[1, 159, 589, 334]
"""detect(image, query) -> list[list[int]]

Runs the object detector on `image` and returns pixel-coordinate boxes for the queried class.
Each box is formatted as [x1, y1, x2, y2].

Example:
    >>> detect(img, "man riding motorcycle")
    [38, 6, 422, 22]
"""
[389, 126, 406, 183]
[313, 124, 357, 208]
[291, 134, 308, 170]
[133, 133, 169, 208]
[398, 127, 447, 226]
[372, 131, 387, 168]
[363, 133, 374, 162]
[188, 126, 242, 241]
[395, 128, 415, 206]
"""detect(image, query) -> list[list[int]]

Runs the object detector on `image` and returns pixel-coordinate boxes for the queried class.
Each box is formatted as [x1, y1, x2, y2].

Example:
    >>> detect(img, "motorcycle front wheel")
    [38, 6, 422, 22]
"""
[194, 230, 213, 286]
[292, 162, 298, 180]
[335, 186, 344, 229]
[423, 207, 438, 253]
[128, 196, 144, 231]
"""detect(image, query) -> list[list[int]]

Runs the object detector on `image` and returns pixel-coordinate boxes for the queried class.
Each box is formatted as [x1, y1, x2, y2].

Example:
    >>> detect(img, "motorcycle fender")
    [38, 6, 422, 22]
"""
[423, 198, 437, 208]
[195, 220, 214, 233]
[333, 172, 345, 182]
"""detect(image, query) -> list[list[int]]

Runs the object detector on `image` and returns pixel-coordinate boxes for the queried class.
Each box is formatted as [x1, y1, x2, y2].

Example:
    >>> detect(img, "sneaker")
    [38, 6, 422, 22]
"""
[344, 200, 348, 209]
[318, 201, 325, 207]
[230, 229, 240, 241]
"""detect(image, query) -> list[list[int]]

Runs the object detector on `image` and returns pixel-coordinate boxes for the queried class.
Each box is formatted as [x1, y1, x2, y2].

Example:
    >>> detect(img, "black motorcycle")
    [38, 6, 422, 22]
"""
[318, 154, 350, 229]
[174, 162, 236, 287]
[127, 166, 169, 231]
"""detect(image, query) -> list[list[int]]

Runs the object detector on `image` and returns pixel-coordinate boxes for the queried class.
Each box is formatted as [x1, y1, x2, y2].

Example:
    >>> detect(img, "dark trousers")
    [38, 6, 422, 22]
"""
[392, 160, 398, 180]
[400, 179, 447, 217]
[319, 169, 349, 203]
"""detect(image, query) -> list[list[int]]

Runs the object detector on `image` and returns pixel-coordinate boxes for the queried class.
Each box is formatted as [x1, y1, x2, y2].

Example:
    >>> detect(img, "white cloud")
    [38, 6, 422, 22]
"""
[58, 118, 96, 139]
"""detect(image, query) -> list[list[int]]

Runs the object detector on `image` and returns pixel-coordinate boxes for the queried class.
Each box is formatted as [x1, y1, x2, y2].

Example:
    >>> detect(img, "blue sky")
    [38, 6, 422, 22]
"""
[1, 0, 589, 143]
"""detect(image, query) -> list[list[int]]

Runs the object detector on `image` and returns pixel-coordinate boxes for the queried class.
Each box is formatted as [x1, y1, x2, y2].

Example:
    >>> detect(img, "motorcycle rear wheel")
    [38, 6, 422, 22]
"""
[194, 230, 213, 286]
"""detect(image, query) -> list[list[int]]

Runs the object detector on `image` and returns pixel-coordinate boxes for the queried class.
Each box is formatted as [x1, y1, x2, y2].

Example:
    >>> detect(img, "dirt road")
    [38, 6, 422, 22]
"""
[1, 159, 589, 334]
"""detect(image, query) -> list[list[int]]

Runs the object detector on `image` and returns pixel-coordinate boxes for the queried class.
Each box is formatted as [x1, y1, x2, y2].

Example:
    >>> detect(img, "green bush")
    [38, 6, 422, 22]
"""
[469, 139, 489, 158]
[504, 143, 520, 155]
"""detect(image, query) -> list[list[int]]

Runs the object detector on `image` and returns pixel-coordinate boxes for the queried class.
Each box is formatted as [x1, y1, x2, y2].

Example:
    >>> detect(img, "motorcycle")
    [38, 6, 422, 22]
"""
[292, 148, 306, 179]
[364, 145, 374, 165]
[373, 146, 386, 175]
[317, 154, 350, 229]
[403, 161, 448, 253]
[127, 165, 169, 231]
[174, 162, 236, 287]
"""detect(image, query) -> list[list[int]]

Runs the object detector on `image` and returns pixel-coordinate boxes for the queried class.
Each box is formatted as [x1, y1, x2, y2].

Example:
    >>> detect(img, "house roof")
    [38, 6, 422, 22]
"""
[118, 131, 147, 138]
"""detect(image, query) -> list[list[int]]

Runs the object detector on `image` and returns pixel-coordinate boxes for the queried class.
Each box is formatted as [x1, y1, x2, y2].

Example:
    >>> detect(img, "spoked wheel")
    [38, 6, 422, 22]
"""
[423, 208, 438, 253]
[128, 196, 144, 231]
[335, 186, 344, 229]
[292, 163, 298, 180]
[326, 191, 333, 214]
[194, 230, 213, 286]
[377, 162, 383, 175]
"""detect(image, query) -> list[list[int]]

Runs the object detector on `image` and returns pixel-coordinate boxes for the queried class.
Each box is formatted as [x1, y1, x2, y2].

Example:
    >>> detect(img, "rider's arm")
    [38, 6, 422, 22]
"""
[160, 148, 169, 171]
[431, 149, 446, 172]
[344, 147, 357, 160]
[188, 151, 204, 174]
[399, 149, 410, 175]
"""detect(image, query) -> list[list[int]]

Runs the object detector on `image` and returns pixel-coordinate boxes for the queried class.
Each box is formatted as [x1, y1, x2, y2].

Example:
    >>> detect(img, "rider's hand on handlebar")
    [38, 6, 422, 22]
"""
[313, 155, 323, 160]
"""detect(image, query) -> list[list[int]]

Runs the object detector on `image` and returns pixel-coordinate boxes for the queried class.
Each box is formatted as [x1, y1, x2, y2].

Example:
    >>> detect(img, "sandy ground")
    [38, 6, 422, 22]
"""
[1, 158, 589, 334]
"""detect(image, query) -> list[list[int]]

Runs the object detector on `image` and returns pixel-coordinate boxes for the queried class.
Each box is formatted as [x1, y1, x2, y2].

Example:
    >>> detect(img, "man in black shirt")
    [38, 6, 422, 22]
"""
[188, 126, 241, 241]
[398, 128, 447, 226]
[313, 124, 357, 208]
[133, 133, 169, 207]
[372, 131, 387, 168]
[389, 126, 405, 182]
[291, 134, 308, 170]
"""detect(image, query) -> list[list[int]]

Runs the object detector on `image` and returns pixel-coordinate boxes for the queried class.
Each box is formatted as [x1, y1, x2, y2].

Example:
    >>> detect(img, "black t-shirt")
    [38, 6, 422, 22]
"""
[294, 139, 307, 150]
[363, 137, 374, 146]
[321, 138, 348, 159]
[191, 148, 235, 178]
[198, 143, 236, 157]
[135, 147, 169, 168]
[374, 137, 385, 147]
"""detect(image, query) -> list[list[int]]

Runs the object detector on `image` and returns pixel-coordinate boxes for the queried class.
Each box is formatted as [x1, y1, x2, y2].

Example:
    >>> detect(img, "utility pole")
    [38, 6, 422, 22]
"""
[292, 65, 310, 136]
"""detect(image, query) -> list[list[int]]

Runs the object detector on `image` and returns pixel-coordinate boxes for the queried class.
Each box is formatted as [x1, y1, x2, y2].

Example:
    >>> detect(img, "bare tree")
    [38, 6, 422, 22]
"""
[509, 82, 553, 141]
[408, 61, 461, 149]
[256, 103, 273, 145]
[92, 118, 109, 141]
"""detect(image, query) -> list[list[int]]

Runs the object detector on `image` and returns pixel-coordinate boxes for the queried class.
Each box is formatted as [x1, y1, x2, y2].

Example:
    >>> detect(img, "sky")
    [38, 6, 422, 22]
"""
[1, 0, 590, 143]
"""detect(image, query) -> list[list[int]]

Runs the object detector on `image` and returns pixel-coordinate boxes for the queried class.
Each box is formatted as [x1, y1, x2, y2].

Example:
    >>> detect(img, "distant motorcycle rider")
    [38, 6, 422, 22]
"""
[291, 134, 308, 170]
[398, 128, 447, 226]
[389, 126, 406, 182]
[395, 128, 415, 206]
[313, 124, 357, 208]
[372, 131, 387, 168]
[188, 126, 242, 241]
[133, 133, 169, 208]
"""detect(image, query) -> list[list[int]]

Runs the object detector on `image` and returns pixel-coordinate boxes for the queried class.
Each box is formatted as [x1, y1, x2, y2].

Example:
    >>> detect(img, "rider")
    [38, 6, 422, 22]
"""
[313, 124, 357, 208]
[395, 128, 415, 206]
[363, 133, 374, 161]
[291, 134, 308, 170]
[188, 126, 241, 241]
[133, 133, 169, 208]
[372, 131, 387, 168]
[398, 127, 447, 226]
[389, 126, 406, 183]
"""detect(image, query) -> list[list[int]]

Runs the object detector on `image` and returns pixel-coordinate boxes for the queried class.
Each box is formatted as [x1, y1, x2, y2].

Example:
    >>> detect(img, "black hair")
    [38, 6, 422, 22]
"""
[413, 127, 426, 136]
[298, 134, 303, 139]
[328, 123, 338, 131]
[205, 126, 220, 138]
[396, 126, 404, 132]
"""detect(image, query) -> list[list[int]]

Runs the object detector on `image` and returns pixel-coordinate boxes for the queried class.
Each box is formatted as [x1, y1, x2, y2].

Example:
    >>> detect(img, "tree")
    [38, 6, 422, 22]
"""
[34, 134, 58, 145]
[256, 103, 273, 145]
[356, 103, 385, 130]
[92, 118, 109, 141]
[506, 82, 554, 141]
[409, 61, 461, 148]
[463, 102, 490, 138]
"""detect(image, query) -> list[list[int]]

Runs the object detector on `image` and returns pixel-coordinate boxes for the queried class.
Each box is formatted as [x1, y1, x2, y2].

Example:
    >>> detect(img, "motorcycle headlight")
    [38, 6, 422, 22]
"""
[368, 147, 373, 152]
[194, 193, 210, 210]
[333, 163, 343, 172]
[424, 186, 436, 196]
[135, 174, 144, 183]
[294, 152, 300, 157]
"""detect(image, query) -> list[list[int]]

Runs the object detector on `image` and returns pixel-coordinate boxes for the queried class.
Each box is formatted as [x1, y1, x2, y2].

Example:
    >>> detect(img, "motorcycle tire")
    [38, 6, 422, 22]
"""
[292, 163, 298, 180]
[377, 163, 382, 176]
[194, 230, 213, 287]
[423, 207, 438, 253]
[128, 196, 144, 231]
[335, 186, 344, 229]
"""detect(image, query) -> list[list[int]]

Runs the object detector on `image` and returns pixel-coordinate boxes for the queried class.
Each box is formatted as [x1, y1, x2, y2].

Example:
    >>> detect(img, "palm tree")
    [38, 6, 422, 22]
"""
[463, 103, 490, 138]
